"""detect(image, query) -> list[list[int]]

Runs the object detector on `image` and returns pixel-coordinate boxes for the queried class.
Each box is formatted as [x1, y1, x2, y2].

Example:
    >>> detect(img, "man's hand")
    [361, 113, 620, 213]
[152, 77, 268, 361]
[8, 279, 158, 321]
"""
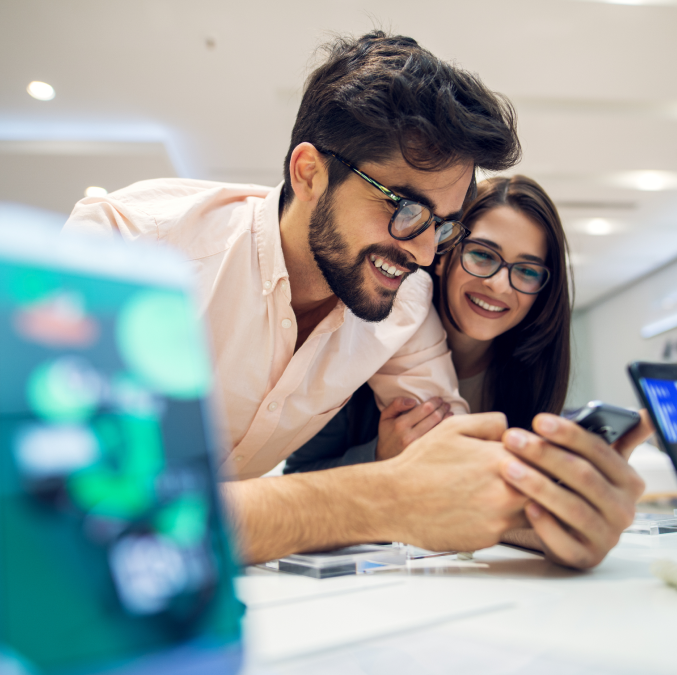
[382, 412, 528, 552]
[498, 410, 652, 569]
[225, 412, 529, 564]
[376, 396, 450, 461]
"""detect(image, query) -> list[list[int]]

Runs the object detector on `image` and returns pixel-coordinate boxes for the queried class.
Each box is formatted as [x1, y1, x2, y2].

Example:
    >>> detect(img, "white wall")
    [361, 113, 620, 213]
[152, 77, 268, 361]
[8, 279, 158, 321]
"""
[568, 257, 677, 410]
[565, 309, 595, 410]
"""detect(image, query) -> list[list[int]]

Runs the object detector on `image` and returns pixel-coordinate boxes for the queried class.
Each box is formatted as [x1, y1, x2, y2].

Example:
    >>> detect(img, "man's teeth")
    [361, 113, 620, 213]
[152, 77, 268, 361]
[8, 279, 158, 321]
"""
[370, 255, 403, 278]
[469, 294, 506, 312]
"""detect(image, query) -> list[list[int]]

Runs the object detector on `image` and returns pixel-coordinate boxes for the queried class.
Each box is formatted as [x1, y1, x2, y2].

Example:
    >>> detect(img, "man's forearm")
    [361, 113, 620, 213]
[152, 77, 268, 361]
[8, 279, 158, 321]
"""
[220, 463, 397, 565]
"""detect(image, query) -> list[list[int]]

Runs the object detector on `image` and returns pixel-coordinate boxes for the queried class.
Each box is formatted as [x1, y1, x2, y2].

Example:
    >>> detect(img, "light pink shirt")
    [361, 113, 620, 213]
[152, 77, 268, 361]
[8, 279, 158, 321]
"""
[64, 179, 468, 479]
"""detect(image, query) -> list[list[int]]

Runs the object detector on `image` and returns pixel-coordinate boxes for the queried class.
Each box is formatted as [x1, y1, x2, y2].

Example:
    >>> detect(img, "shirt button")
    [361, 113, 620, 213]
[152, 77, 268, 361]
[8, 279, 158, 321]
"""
[234, 455, 244, 462]
[281, 319, 292, 329]
[263, 280, 272, 290]
[268, 401, 278, 412]
[281, 280, 288, 289]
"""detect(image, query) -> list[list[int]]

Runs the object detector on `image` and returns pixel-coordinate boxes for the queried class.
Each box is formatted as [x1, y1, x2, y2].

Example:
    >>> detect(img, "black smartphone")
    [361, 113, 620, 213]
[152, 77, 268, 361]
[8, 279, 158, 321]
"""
[628, 361, 677, 473]
[563, 401, 641, 444]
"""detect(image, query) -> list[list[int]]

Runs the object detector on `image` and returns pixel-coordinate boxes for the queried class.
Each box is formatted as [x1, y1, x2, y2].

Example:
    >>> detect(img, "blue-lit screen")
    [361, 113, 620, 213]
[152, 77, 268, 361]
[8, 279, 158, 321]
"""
[640, 377, 677, 444]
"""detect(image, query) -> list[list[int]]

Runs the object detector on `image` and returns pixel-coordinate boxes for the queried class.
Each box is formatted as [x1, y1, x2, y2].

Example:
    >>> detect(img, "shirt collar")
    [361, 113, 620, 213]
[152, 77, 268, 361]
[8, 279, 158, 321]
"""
[254, 182, 289, 295]
[253, 181, 347, 330]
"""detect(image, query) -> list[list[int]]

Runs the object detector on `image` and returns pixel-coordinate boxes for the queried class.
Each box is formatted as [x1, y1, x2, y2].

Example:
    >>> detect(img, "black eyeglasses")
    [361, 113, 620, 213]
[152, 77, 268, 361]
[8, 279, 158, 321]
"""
[459, 239, 551, 294]
[319, 149, 471, 254]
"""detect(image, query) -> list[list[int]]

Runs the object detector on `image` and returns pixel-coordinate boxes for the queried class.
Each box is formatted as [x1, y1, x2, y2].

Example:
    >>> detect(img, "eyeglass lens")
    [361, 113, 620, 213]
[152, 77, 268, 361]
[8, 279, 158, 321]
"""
[462, 241, 548, 293]
[390, 201, 465, 253]
[390, 202, 430, 237]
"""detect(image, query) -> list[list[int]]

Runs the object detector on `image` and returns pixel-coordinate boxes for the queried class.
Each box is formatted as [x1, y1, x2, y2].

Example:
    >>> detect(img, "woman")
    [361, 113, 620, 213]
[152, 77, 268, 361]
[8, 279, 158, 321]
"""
[285, 175, 572, 473]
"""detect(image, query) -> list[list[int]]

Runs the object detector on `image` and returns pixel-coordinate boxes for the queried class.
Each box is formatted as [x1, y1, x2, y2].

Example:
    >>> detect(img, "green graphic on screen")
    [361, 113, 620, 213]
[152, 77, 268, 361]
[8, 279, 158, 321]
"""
[0, 264, 241, 674]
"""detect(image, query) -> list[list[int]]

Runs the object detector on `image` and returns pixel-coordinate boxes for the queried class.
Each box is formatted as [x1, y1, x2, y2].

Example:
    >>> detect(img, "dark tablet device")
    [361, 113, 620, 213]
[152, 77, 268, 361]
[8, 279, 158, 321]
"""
[628, 361, 677, 473]
[563, 401, 641, 444]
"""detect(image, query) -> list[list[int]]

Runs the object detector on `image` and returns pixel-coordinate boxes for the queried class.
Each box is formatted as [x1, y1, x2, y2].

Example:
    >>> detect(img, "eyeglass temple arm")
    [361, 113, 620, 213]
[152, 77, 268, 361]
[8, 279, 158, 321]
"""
[320, 150, 402, 203]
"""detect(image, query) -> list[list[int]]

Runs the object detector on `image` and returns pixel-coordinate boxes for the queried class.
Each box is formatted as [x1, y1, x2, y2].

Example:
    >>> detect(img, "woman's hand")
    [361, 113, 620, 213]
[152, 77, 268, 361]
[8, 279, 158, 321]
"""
[376, 396, 451, 461]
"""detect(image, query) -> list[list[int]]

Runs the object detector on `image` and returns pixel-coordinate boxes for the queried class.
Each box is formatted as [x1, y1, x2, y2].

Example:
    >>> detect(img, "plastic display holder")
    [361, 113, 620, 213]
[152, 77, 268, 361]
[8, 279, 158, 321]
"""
[625, 513, 677, 535]
[387, 542, 457, 560]
[263, 545, 408, 578]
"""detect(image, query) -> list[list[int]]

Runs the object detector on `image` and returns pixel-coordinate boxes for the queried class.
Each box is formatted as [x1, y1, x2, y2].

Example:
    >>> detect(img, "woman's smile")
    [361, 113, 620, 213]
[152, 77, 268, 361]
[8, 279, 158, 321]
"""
[465, 291, 509, 316]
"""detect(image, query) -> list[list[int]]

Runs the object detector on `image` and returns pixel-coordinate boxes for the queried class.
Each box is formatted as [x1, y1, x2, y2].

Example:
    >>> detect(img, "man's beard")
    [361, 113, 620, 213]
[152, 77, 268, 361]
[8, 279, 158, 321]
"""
[308, 189, 419, 323]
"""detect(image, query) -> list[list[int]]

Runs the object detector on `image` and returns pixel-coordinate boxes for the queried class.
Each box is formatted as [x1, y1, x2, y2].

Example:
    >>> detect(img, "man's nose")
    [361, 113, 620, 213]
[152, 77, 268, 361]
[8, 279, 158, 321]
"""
[398, 224, 437, 267]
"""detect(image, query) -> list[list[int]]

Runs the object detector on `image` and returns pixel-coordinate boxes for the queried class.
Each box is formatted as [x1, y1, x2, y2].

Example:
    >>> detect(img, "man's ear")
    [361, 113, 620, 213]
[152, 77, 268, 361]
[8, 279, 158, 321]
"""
[288, 143, 328, 204]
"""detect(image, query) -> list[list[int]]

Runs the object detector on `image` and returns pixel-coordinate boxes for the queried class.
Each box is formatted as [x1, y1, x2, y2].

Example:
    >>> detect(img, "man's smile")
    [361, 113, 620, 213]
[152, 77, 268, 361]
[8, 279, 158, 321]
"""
[369, 254, 406, 279]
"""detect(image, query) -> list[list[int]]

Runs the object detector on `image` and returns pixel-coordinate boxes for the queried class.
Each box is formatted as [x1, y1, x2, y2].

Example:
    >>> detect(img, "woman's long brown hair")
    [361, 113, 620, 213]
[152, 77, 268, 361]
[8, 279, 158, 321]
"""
[433, 175, 573, 430]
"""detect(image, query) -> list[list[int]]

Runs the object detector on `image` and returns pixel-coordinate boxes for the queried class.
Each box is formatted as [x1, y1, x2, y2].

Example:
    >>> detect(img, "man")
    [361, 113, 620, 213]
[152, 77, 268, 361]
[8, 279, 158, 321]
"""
[64, 31, 648, 569]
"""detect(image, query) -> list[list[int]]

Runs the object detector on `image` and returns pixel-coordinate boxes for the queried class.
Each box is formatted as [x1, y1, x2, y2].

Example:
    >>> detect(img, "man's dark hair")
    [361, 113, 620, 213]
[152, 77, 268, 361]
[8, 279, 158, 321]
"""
[282, 30, 521, 208]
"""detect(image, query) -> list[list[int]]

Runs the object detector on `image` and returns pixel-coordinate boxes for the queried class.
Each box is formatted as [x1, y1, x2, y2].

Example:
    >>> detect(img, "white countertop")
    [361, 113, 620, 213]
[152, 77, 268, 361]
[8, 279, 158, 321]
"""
[236, 533, 677, 675]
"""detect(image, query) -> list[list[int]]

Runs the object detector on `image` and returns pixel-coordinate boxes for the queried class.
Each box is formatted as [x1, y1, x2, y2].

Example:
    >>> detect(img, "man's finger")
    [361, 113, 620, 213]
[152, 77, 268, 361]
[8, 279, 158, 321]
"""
[529, 415, 634, 487]
[502, 430, 639, 525]
[499, 456, 609, 538]
[524, 502, 600, 569]
[436, 411, 508, 442]
[613, 409, 654, 460]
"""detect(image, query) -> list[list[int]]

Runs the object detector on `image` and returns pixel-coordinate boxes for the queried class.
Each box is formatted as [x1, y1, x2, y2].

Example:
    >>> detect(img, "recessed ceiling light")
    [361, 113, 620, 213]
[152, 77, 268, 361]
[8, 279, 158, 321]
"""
[634, 171, 676, 191]
[27, 81, 55, 101]
[584, 218, 614, 235]
[609, 170, 677, 192]
[84, 186, 108, 198]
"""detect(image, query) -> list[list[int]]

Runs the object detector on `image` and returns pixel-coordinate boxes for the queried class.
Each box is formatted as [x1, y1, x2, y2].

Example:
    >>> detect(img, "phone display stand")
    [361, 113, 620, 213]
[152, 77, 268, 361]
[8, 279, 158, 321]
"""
[261, 545, 408, 579]
[625, 513, 677, 535]
[260, 543, 457, 579]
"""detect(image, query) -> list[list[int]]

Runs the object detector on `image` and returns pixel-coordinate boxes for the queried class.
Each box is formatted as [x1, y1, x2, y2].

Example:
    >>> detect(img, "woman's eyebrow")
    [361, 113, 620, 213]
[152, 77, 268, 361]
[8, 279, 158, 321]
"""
[389, 184, 463, 221]
[472, 237, 546, 264]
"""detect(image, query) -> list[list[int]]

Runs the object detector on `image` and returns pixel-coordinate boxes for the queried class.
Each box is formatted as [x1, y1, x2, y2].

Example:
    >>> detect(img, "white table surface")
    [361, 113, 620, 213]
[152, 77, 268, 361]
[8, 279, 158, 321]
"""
[235, 533, 677, 675]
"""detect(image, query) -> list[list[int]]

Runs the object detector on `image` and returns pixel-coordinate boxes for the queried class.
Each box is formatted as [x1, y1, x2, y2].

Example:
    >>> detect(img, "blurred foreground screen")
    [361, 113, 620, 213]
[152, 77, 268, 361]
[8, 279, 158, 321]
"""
[0, 226, 242, 675]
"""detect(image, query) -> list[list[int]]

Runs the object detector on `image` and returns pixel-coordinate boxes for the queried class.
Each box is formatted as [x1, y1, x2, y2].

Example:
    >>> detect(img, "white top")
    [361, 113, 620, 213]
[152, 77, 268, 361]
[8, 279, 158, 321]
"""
[458, 370, 486, 414]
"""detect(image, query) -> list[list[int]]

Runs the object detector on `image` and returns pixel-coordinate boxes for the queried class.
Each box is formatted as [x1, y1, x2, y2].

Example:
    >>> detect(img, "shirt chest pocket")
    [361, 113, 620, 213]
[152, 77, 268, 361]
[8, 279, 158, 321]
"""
[277, 396, 352, 460]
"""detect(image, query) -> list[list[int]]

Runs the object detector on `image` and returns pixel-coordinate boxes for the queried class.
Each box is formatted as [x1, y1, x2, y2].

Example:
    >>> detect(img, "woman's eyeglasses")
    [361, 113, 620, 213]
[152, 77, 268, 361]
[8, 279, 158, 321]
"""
[319, 149, 471, 254]
[460, 239, 551, 294]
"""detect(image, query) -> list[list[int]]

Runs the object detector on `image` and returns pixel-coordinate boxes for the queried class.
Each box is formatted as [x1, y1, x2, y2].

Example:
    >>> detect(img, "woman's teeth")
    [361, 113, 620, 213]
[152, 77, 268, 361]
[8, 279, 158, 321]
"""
[370, 255, 403, 279]
[469, 294, 506, 313]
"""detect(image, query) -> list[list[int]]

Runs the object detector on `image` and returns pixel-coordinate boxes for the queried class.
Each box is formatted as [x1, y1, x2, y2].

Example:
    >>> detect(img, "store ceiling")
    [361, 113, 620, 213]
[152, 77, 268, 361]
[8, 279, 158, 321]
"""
[1, 0, 676, 308]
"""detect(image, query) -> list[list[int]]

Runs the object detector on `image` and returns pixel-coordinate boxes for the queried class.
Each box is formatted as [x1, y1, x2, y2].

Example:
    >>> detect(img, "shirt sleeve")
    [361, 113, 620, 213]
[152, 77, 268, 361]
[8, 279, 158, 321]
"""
[368, 303, 469, 415]
[62, 193, 159, 242]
